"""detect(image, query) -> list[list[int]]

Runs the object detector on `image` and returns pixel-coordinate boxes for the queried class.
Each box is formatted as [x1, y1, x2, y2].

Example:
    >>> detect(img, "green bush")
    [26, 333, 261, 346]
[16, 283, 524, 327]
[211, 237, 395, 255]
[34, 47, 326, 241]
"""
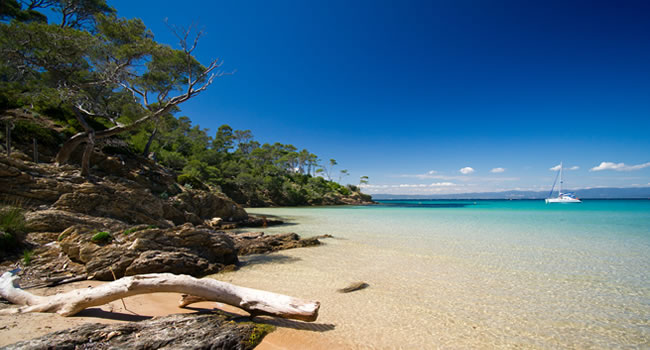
[0, 206, 25, 251]
[91, 231, 112, 243]
[22, 249, 34, 265]
[158, 150, 187, 170]
[13, 119, 62, 147]
[338, 186, 351, 196]
[0, 206, 25, 234]
[177, 173, 208, 191]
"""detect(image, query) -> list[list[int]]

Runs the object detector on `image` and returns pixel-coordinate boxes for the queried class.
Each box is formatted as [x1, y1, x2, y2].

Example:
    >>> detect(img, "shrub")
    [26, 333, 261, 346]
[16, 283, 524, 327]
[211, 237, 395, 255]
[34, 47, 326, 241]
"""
[0, 206, 25, 251]
[22, 249, 34, 265]
[91, 231, 112, 243]
[158, 150, 187, 170]
[12, 119, 62, 148]
[177, 173, 208, 191]
[338, 186, 351, 196]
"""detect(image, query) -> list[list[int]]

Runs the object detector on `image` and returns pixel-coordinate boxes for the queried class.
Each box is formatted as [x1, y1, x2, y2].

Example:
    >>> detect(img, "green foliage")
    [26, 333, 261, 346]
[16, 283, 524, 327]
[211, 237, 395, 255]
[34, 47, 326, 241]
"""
[91, 231, 112, 243]
[123, 227, 138, 235]
[0, 2, 369, 207]
[158, 150, 187, 170]
[12, 119, 63, 147]
[0, 206, 25, 234]
[22, 249, 34, 265]
[177, 173, 208, 191]
[131, 119, 370, 206]
[0, 206, 25, 252]
[123, 225, 155, 235]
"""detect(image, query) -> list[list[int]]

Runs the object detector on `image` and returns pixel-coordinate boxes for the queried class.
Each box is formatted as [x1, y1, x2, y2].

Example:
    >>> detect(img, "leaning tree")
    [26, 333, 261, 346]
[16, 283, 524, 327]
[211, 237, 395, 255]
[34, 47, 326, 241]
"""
[1, 5, 225, 175]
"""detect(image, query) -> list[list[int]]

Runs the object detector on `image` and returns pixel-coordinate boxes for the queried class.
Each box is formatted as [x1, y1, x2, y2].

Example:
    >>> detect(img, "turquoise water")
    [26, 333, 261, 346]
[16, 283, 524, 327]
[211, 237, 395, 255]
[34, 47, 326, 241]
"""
[222, 200, 650, 349]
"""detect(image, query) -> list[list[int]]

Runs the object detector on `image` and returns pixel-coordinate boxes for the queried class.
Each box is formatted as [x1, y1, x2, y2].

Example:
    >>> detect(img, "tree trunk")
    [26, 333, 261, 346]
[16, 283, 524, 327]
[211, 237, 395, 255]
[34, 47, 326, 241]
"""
[142, 127, 158, 157]
[0, 272, 320, 322]
[55, 133, 87, 165]
[80, 131, 95, 177]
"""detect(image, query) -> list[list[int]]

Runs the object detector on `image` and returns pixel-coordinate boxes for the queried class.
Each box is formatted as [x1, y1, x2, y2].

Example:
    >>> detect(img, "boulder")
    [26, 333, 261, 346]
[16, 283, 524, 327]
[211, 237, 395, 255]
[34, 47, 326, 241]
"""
[59, 223, 238, 280]
[229, 231, 323, 255]
[171, 189, 248, 223]
[2, 312, 273, 350]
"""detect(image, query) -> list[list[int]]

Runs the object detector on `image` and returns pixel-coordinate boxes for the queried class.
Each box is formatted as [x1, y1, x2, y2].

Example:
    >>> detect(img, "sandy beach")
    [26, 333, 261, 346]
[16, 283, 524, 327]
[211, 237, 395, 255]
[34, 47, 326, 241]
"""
[0, 279, 338, 349]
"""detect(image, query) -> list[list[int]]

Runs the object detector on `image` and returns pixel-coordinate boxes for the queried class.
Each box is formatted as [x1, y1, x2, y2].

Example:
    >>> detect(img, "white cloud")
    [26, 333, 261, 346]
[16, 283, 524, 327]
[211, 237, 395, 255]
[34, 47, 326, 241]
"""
[490, 167, 505, 173]
[590, 161, 650, 172]
[427, 170, 437, 175]
[396, 182, 457, 188]
[550, 164, 579, 171]
[459, 167, 475, 175]
[431, 182, 455, 187]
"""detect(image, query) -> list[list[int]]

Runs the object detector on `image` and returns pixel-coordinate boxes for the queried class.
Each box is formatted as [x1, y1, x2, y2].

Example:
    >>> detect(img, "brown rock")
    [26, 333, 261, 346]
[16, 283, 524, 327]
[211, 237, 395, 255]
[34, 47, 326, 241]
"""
[230, 232, 322, 255]
[124, 250, 223, 276]
[59, 224, 238, 280]
[24, 209, 128, 233]
[2, 312, 272, 350]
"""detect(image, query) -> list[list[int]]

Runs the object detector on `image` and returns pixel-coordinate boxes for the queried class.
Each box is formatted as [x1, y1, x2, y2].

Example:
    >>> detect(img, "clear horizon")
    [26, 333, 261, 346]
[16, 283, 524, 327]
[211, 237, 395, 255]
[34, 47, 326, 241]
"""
[118, 0, 650, 195]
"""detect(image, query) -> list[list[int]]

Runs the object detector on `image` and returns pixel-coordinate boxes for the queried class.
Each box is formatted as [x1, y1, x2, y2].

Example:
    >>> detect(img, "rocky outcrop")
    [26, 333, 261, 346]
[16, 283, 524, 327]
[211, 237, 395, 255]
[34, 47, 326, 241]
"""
[58, 223, 238, 280]
[167, 189, 248, 225]
[2, 312, 273, 350]
[0, 156, 248, 231]
[230, 231, 326, 255]
[24, 209, 128, 233]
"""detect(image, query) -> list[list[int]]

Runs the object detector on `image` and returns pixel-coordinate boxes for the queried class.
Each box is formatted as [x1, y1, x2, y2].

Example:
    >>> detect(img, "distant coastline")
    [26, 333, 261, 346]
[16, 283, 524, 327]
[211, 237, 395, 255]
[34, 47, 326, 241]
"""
[371, 186, 650, 200]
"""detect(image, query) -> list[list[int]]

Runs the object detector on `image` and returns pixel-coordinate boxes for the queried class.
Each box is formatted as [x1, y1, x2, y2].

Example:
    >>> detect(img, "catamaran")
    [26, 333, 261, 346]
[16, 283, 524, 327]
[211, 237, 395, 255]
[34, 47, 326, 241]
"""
[546, 162, 581, 203]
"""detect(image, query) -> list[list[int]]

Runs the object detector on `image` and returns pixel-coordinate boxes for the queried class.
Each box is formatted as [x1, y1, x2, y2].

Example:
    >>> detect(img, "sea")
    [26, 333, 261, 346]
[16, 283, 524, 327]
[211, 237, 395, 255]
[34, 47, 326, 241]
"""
[216, 200, 650, 349]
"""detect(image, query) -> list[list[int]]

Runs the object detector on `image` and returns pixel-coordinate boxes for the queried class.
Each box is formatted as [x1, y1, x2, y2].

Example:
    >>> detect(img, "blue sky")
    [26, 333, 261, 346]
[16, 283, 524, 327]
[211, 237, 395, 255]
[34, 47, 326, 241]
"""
[115, 0, 650, 195]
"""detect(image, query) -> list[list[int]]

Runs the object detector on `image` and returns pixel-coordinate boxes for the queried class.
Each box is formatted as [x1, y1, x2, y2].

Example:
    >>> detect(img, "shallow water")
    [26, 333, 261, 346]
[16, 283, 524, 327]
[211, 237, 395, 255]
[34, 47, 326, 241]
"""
[215, 200, 650, 349]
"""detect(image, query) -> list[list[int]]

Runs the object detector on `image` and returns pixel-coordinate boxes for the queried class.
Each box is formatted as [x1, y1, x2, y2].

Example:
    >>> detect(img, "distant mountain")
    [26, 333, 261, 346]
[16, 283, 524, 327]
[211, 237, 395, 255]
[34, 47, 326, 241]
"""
[371, 187, 650, 200]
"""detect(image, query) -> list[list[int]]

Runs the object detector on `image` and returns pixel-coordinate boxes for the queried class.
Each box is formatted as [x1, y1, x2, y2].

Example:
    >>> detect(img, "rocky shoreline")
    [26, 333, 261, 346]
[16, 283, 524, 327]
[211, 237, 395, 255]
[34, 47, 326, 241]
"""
[0, 153, 335, 348]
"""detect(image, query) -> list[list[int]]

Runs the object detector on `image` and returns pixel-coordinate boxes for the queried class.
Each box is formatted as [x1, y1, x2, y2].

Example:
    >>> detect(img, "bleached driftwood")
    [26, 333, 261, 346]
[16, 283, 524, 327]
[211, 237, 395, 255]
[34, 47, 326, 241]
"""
[0, 272, 320, 322]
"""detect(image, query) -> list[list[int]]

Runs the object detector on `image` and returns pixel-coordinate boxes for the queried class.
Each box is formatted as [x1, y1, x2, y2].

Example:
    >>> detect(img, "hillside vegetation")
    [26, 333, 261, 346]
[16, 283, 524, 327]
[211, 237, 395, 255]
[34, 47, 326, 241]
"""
[0, 0, 371, 207]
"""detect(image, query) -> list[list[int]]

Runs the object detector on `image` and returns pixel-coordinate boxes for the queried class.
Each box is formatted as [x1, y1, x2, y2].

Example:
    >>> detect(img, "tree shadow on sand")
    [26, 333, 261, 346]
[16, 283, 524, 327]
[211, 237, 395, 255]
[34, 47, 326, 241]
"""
[73, 307, 335, 332]
[73, 308, 152, 322]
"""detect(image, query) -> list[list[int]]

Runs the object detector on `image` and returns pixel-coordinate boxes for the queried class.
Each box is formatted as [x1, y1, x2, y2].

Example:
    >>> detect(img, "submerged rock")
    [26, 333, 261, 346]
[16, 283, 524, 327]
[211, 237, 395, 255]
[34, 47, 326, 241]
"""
[2, 312, 274, 350]
[338, 281, 370, 293]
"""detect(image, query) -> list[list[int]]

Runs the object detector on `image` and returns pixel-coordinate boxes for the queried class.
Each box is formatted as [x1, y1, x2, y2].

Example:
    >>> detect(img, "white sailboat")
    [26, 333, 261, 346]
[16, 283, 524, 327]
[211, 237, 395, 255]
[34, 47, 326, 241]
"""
[545, 162, 581, 203]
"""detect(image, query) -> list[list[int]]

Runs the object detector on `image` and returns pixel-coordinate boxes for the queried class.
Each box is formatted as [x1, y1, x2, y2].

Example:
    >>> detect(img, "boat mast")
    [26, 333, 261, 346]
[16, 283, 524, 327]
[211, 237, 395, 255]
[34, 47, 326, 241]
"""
[559, 161, 563, 196]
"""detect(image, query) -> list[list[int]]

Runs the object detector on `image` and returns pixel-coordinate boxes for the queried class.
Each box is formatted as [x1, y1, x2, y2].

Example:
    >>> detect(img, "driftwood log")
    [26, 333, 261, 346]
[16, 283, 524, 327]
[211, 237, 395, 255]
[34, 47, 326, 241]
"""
[0, 272, 320, 322]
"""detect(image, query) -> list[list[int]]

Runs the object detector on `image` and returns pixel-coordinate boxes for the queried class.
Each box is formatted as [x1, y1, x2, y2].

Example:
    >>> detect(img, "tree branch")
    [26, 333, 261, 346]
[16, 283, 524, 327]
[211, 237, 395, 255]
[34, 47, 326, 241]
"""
[0, 272, 320, 322]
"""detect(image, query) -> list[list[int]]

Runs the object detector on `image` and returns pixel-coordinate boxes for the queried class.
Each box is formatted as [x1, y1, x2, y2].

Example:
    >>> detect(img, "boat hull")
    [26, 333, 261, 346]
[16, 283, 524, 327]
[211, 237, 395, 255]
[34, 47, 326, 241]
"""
[545, 197, 582, 203]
